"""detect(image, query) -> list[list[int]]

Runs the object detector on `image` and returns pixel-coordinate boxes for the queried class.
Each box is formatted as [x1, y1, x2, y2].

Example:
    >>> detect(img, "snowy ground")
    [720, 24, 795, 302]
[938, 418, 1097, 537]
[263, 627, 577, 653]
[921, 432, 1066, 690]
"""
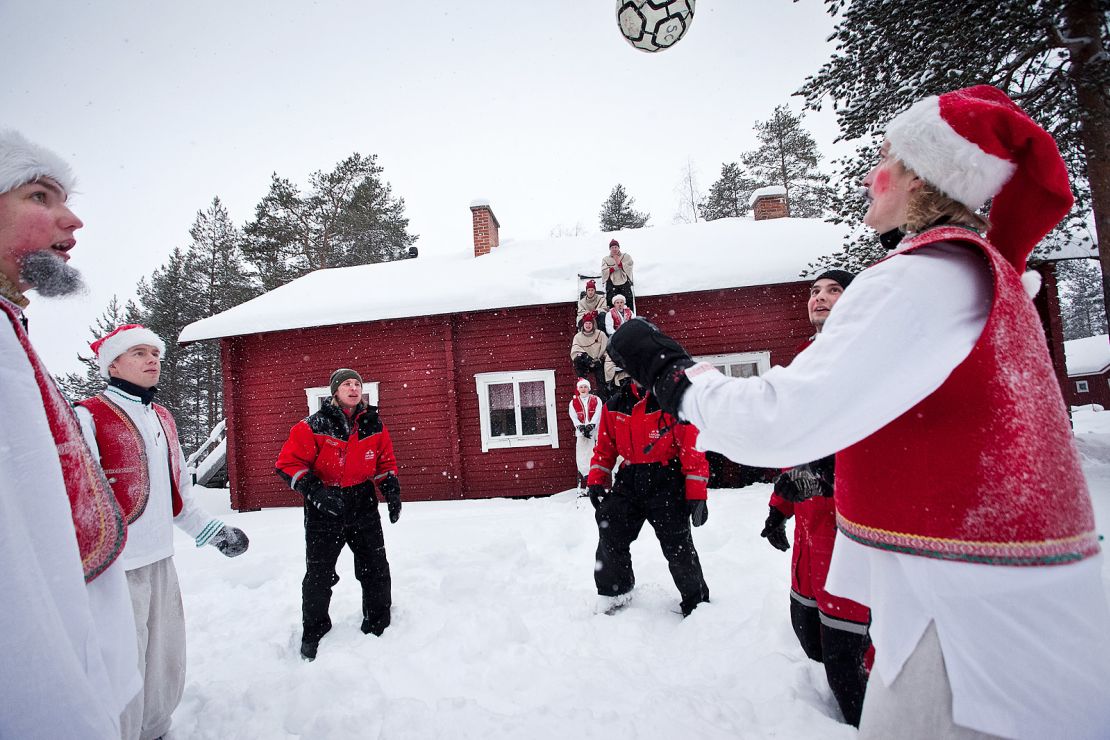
[172, 409, 1110, 739]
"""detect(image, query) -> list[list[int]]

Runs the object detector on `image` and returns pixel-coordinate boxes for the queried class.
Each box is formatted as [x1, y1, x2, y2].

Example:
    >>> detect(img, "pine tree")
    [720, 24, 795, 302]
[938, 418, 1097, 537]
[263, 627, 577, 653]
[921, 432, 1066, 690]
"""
[797, 0, 1110, 283]
[242, 153, 417, 291]
[1058, 258, 1108, 340]
[55, 295, 142, 402]
[184, 197, 261, 438]
[134, 247, 206, 449]
[698, 163, 758, 221]
[742, 105, 829, 218]
[599, 184, 650, 232]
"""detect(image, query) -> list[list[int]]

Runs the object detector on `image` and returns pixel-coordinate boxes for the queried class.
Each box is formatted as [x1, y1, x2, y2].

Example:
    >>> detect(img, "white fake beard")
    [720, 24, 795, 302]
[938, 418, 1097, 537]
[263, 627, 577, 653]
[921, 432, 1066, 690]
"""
[20, 250, 86, 297]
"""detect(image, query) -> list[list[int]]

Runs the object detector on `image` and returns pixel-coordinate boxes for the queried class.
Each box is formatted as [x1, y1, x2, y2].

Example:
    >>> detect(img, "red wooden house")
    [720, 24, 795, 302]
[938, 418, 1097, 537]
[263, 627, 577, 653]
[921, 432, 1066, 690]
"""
[179, 199, 863, 509]
[1064, 334, 1110, 408]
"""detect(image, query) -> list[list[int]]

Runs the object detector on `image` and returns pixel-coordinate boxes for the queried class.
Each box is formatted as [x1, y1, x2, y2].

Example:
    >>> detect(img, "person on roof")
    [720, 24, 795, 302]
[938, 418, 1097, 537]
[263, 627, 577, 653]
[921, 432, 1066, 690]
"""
[601, 238, 635, 311]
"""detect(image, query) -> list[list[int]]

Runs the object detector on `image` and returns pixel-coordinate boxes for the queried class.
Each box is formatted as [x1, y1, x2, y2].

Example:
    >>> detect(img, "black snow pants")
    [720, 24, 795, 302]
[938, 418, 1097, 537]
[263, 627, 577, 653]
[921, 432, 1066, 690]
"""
[790, 597, 870, 727]
[594, 461, 709, 615]
[302, 486, 392, 643]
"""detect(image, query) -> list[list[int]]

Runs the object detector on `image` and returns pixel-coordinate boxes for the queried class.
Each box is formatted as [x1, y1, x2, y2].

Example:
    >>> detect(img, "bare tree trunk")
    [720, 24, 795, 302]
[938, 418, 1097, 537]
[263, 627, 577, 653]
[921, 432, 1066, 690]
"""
[1065, 0, 1110, 329]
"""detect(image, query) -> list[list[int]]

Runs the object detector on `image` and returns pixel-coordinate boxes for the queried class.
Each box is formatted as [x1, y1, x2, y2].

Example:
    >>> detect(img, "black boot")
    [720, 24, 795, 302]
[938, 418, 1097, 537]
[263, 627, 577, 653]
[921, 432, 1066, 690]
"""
[300, 638, 319, 661]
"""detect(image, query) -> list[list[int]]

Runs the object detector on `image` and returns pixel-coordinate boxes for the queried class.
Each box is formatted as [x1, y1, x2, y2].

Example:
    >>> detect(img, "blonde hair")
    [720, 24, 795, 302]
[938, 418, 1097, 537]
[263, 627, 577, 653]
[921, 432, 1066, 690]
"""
[901, 167, 990, 235]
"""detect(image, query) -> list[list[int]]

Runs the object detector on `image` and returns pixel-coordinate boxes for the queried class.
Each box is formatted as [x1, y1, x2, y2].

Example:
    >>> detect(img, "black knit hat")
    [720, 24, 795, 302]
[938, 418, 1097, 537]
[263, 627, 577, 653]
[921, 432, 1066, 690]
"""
[330, 368, 363, 396]
[813, 269, 855, 290]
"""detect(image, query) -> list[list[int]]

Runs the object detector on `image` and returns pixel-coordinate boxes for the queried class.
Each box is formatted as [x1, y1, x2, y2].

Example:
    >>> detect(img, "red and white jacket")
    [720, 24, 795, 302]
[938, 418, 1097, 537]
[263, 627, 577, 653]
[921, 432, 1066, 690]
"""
[588, 383, 709, 500]
[77, 385, 223, 571]
[568, 393, 603, 435]
[276, 400, 398, 491]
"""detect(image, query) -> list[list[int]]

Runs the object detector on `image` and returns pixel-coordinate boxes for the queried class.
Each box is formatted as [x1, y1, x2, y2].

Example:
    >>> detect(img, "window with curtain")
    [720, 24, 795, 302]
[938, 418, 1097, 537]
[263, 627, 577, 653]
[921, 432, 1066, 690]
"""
[474, 370, 559, 451]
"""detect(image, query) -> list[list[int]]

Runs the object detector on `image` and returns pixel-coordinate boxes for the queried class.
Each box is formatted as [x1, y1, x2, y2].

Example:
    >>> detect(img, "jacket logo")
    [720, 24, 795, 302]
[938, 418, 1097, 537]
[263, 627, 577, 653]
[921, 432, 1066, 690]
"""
[648, 430, 661, 440]
[364, 450, 376, 461]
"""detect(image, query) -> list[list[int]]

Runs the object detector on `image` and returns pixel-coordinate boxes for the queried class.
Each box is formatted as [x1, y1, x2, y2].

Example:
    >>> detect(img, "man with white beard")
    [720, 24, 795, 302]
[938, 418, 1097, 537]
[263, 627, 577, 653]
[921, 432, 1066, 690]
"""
[0, 130, 140, 738]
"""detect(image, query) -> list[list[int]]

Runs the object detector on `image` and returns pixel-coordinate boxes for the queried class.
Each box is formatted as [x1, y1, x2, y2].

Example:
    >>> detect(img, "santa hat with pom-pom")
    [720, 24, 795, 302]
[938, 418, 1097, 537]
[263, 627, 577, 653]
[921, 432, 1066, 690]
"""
[90, 324, 165, 379]
[885, 85, 1073, 273]
[0, 130, 77, 196]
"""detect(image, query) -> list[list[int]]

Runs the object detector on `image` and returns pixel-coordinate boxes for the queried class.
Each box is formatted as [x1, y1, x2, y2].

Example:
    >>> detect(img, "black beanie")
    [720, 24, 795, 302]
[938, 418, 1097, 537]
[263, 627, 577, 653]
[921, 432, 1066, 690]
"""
[330, 368, 363, 396]
[813, 269, 855, 290]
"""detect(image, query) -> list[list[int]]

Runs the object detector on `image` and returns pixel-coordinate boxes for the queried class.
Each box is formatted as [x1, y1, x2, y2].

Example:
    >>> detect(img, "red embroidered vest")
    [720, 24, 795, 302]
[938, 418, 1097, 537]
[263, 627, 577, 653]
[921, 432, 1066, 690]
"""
[836, 227, 1098, 566]
[0, 300, 125, 581]
[571, 394, 600, 423]
[77, 394, 185, 522]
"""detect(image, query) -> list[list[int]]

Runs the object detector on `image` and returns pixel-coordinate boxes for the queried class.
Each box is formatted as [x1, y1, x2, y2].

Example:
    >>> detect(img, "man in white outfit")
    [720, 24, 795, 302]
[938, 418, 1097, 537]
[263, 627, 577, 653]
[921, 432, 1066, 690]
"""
[77, 324, 249, 740]
[0, 129, 141, 738]
[609, 86, 1110, 739]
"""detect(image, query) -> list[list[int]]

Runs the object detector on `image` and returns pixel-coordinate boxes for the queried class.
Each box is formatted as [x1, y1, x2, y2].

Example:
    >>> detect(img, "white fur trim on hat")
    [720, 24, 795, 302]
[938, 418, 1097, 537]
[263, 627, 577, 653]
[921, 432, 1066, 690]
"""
[885, 96, 1015, 211]
[93, 326, 166, 379]
[0, 130, 77, 196]
[576, 378, 591, 390]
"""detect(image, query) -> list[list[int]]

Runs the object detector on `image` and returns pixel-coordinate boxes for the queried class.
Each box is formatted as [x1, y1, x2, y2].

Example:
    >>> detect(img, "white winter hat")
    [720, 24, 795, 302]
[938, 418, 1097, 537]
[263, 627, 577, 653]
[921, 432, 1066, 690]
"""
[0, 130, 77, 196]
[576, 377, 591, 390]
[90, 324, 166, 379]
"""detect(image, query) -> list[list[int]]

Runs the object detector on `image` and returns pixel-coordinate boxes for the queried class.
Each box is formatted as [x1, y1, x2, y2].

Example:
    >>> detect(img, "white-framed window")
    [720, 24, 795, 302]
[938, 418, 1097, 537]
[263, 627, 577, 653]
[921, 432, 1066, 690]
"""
[694, 351, 772, 378]
[305, 382, 380, 414]
[475, 370, 559, 452]
[1076, 380, 1090, 394]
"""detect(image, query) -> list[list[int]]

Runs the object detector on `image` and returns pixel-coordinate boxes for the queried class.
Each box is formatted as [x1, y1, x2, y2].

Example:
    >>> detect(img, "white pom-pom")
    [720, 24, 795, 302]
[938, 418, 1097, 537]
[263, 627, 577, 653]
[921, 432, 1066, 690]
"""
[1021, 270, 1042, 298]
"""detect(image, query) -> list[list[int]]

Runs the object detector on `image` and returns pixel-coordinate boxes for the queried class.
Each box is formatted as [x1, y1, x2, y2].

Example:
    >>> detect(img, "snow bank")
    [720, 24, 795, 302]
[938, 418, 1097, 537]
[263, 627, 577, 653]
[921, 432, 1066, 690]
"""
[1065, 335, 1110, 376]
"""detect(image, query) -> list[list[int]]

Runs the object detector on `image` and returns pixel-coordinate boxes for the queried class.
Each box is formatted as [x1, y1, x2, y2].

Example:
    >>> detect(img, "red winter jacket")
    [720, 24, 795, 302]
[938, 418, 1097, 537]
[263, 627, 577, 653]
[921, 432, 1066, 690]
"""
[275, 400, 398, 491]
[587, 383, 709, 500]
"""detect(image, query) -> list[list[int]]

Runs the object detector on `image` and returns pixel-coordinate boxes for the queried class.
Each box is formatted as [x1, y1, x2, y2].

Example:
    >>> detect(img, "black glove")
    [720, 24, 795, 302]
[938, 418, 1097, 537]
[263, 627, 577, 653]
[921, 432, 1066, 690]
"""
[687, 499, 708, 527]
[209, 525, 249, 557]
[577, 424, 587, 435]
[773, 465, 830, 503]
[760, 507, 790, 552]
[583, 423, 595, 439]
[588, 484, 606, 510]
[379, 474, 402, 523]
[306, 486, 346, 518]
[607, 318, 695, 418]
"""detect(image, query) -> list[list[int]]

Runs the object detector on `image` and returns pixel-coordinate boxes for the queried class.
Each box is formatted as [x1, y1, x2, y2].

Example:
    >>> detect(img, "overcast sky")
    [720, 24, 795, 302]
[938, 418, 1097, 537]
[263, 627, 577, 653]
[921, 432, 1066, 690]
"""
[2, 1, 849, 375]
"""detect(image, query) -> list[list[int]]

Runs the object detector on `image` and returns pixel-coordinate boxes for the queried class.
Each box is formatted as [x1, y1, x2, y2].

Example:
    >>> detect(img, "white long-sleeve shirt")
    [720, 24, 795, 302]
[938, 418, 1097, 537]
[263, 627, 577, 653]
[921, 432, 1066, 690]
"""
[680, 242, 1110, 739]
[0, 306, 140, 738]
[76, 385, 222, 571]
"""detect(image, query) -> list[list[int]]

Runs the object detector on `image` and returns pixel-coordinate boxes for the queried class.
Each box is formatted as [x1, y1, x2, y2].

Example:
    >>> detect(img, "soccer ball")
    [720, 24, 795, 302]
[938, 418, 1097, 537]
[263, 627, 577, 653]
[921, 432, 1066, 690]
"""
[616, 0, 695, 53]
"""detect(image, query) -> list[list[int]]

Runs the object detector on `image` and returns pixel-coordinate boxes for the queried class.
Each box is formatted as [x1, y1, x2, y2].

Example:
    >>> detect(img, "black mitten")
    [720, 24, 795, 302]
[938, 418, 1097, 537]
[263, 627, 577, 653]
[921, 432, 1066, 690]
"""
[379, 474, 402, 524]
[588, 484, 607, 510]
[687, 499, 708, 527]
[209, 525, 249, 557]
[773, 465, 829, 503]
[607, 319, 695, 417]
[583, 423, 595, 439]
[306, 486, 346, 518]
[760, 507, 790, 552]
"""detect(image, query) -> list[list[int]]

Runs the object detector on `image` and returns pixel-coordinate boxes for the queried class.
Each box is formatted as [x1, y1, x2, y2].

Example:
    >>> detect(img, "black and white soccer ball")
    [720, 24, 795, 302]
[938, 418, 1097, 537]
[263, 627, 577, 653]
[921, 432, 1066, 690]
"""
[616, 0, 695, 53]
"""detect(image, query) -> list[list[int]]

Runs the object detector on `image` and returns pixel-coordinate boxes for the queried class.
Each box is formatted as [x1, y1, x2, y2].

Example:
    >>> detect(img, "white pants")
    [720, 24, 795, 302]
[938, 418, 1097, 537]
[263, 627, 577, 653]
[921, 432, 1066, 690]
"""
[120, 557, 186, 740]
[575, 435, 596, 478]
[860, 621, 1001, 739]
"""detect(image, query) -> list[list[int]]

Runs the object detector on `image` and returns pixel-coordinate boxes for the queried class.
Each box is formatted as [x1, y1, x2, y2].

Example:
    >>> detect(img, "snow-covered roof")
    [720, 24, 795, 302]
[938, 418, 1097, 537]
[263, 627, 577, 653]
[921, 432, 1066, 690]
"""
[748, 185, 787, 208]
[179, 216, 850, 343]
[1065, 334, 1110, 376]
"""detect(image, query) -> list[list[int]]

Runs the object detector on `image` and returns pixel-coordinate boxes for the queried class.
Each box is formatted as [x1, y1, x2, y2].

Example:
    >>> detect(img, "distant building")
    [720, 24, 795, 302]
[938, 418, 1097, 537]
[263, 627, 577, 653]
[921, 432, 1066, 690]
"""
[1064, 334, 1110, 408]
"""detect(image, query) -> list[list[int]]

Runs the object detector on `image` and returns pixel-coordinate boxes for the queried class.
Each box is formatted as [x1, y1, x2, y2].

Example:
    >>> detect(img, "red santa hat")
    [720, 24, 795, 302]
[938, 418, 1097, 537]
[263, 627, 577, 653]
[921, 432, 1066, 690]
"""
[90, 324, 166, 379]
[0, 129, 77, 196]
[608, 239, 620, 248]
[576, 377, 591, 391]
[585, 279, 596, 289]
[582, 311, 598, 325]
[885, 85, 1072, 272]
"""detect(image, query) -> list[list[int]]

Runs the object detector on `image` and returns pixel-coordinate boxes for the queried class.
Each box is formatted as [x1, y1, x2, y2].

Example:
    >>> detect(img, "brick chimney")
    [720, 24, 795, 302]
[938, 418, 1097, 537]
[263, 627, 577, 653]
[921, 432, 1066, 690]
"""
[470, 200, 500, 257]
[749, 186, 789, 221]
